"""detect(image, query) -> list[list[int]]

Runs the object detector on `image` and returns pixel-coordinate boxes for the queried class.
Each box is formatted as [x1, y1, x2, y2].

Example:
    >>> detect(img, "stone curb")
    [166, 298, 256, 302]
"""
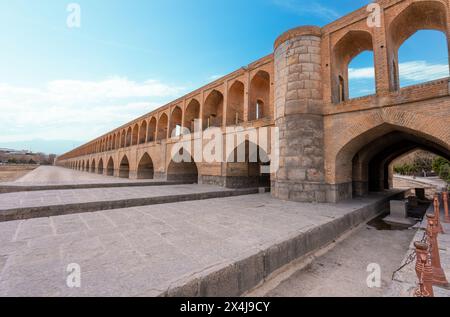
[0, 188, 263, 222]
[0, 181, 190, 194]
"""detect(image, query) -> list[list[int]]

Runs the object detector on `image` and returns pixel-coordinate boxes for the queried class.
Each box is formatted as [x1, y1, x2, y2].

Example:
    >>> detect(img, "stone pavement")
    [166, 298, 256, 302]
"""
[386, 210, 450, 297]
[0, 191, 402, 297]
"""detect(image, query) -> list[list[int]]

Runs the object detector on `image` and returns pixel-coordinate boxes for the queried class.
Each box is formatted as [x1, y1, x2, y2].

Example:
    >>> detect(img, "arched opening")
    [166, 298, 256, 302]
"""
[226, 140, 271, 188]
[335, 125, 450, 200]
[82, 161, 85, 172]
[106, 157, 114, 176]
[147, 117, 156, 142]
[348, 50, 376, 99]
[390, 150, 441, 191]
[112, 135, 116, 150]
[90, 159, 96, 173]
[183, 99, 200, 134]
[86, 160, 90, 173]
[126, 127, 132, 147]
[98, 158, 104, 175]
[167, 150, 198, 183]
[119, 155, 130, 178]
[157, 113, 168, 141]
[203, 90, 223, 130]
[249, 71, 270, 120]
[139, 121, 147, 144]
[170, 106, 183, 138]
[132, 124, 139, 146]
[137, 153, 154, 179]
[332, 30, 374, 103]
[227, 81, 245, 126]
[387, 1, 449, 90]
[120, 130, 126, 148]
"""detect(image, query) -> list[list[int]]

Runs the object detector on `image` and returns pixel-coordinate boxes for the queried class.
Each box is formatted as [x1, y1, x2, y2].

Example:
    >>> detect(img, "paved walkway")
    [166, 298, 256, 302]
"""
[0, 192, 399, 296]
[3, 166, 153, 186]
[395, 175, 448, 190]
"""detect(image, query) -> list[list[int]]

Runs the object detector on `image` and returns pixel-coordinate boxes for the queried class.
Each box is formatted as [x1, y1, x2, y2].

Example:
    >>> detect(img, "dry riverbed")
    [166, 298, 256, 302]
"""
[0, 165, 38, 182]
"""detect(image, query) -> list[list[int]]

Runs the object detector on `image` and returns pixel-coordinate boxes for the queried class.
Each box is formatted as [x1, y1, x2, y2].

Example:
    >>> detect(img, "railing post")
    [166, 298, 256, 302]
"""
[426, 214, 449, 287]
[414, 241, 434, 297]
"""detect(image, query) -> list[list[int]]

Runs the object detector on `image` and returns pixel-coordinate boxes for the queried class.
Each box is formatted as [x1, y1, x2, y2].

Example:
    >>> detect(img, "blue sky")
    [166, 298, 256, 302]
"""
[0, 0, 448, 154]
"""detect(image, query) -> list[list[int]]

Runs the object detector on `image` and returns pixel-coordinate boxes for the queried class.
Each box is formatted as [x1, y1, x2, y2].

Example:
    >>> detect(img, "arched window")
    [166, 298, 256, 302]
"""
[397, 30, 449, 88]
[139, 121, 147, 144]
[170, 106, 183, 137]
[203, 90, 223, 130]
[183, 99, 200, 134]
[147, 117, 157, 142]
[126, 127, 132, 147]
[132, 124, 139, 145]
[227, 81, 244, 126]
[157, 113, 168, 141]
[120, 130, 126, 148]
[249, 71, 270, 120]
[387, 1, 449, 90]
[332, 30, 374, 103]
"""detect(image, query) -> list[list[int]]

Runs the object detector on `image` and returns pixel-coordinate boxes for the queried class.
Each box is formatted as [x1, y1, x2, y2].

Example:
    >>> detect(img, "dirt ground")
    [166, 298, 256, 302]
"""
[0, 165, 38, 182]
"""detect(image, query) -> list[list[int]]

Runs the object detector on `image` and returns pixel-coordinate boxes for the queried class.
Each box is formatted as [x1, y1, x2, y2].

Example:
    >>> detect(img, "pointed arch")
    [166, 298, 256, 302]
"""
[387, 1, 449, 90]
[249, 71, 270, 120]
[119, 155, 130, 178]
[139, 120, 147, 144]
[106, 157, 114, 176]
[170, 106, 183, 138]
[157, 113, 168, 141]
[98, 158, 104, 175]
[203, 90, 223, 130]
[147, 117, 157, 142]
[90, 159, 96, 173]
[184, 99, 200, 134]
[132, 124, 139, 145]
[332, 30, 374, 103]
[126, 127, 132, 147]
[137, 153, 154, 179]
[227, 81, 245, 126]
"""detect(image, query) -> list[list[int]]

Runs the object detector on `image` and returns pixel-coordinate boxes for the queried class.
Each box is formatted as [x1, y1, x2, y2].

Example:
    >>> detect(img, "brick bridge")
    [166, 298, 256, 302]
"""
[57, 0, 450, 203]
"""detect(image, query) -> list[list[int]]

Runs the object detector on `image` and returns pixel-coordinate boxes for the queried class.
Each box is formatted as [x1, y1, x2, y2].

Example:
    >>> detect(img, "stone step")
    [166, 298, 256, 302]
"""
[0, 180, 190, 194]
[0, 186, 267, 222]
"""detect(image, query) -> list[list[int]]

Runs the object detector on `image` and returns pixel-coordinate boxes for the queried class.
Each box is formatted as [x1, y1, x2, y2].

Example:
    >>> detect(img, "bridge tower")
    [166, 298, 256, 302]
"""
[272, 26, 332, 202]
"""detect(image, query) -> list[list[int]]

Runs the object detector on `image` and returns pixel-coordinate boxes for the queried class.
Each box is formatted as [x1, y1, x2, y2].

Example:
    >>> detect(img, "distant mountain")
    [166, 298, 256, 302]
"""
[0, 139, 84, 155]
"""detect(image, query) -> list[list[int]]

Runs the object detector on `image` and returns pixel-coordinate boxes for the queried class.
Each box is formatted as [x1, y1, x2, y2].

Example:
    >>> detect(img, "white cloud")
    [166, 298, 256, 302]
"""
[348, 67, 375, 80]
[349, 60, 449, 82]
[0, 77, 186, 144]
[272, 0, 340, 20]
[399, 61, 449, 82]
